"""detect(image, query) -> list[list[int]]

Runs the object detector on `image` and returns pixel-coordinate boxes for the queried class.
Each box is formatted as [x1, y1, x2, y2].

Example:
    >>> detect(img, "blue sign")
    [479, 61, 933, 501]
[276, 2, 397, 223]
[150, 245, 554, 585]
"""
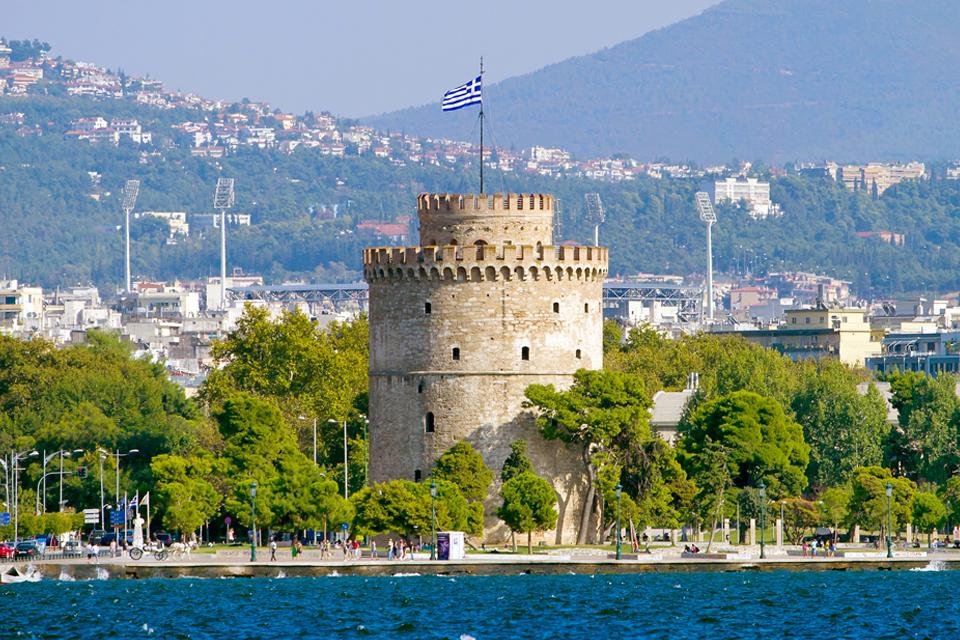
[341, 522, 349, 531]
[110, 510, 124, 526]
[0, 511, 9, 525]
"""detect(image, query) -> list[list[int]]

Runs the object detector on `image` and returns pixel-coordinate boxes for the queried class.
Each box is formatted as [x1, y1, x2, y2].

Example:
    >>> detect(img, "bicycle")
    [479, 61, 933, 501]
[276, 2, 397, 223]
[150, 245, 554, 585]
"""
[128, 546, 168, 561]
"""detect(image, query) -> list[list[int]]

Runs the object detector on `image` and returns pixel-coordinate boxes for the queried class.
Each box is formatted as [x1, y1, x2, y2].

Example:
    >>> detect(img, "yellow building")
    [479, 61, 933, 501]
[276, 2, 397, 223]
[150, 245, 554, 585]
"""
[721, 307, 880, 367]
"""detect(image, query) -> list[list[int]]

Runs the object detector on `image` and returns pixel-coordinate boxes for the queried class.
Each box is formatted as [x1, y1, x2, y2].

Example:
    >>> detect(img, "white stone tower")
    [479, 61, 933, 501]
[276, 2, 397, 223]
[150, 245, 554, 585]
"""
[363, 192, 608, 542]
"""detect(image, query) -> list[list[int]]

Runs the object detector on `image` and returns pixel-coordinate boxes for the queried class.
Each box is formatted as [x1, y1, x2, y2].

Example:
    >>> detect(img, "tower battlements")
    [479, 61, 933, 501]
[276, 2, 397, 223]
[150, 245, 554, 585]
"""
[363, 244, 607, 282]
[417, 192, 556, 247]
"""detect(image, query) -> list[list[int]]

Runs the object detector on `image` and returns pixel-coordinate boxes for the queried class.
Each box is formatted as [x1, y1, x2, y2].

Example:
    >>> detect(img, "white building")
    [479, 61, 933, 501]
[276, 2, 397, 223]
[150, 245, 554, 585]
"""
[712, 177, 781, 219]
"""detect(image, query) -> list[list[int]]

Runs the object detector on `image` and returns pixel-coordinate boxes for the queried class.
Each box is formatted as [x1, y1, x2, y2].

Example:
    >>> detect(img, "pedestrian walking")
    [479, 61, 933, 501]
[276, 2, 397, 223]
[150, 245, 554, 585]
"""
[370, 540, 377, 559]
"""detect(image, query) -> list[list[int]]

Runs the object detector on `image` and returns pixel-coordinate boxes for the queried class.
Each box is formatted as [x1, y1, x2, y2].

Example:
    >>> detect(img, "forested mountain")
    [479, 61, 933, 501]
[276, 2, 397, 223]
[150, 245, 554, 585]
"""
[366, 0, 960, 162]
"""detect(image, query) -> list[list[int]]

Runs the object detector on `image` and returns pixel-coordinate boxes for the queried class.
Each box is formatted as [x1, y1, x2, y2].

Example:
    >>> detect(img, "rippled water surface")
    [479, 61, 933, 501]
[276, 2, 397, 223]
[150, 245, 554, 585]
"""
[4, 570, 960, 639]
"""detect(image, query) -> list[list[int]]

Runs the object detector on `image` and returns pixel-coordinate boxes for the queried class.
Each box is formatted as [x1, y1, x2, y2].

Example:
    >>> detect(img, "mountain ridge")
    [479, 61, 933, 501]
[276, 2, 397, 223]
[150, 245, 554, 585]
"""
[364, 0, 960, 162]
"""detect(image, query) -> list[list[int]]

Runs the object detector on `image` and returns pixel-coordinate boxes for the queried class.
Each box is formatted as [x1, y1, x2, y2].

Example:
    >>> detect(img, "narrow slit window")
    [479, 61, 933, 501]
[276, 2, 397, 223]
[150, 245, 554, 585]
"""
[584, 303, 589, 313]
[414, 469, 422, 482]
[521, 346, 530, 361]
[417, 379, 425, 394]
[425, 412, 435, 433]
[553, 302, 560, 313]
[425, 301, 432, 314]
[576, 349, 582, 359]
[452, 347, 461, 361]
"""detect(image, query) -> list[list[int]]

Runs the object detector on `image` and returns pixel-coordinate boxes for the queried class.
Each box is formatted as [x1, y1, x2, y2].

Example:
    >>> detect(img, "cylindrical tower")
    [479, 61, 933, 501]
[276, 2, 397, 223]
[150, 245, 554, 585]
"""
[364, 192, 608, 543]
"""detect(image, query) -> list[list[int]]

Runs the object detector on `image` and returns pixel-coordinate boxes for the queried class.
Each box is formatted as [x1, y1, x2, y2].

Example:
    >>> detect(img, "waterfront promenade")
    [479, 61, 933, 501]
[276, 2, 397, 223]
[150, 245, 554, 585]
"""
[10, 546, 959, 580]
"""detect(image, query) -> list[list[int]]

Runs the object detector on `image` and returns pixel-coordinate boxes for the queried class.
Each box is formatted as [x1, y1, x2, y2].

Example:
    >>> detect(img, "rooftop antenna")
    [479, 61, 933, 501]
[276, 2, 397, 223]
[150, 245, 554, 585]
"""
[121, 180, 140, 292]
[213, 177, 235, 311]
[584, 193, 605, 246]
[695, 191, 718, 323]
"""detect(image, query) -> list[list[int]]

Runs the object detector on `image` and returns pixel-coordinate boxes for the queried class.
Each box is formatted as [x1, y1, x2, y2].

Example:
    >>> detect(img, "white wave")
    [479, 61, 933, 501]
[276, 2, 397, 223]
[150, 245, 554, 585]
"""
[911, 560, 948, 572]
[392, 572, 422, 577]
[58, 571, 75, 581]
[96, 567, 110, 581]
[276, 570, 286, 579]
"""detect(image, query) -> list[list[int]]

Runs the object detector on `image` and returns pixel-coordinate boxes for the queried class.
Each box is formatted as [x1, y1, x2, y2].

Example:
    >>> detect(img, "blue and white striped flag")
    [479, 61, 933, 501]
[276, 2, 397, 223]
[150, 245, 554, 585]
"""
[442, 75, 482, 112]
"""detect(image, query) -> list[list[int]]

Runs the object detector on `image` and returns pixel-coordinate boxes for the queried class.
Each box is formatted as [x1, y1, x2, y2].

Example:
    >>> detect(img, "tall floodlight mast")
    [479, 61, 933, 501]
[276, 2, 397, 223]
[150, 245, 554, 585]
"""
[695, 191, 718, 323]
[213, 178, 235, 311]
[584, 193, 605, 246]
[121, 180, 140, 292]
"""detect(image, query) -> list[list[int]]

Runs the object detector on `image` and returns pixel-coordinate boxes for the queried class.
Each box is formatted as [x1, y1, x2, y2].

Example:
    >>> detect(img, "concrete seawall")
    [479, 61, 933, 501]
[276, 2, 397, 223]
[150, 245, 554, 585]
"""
[12, 553, 958, 581]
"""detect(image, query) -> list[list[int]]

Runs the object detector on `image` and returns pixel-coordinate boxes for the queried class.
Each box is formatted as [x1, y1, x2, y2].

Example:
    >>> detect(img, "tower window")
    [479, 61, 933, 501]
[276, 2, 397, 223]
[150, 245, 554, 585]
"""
[425, 412, 435, 433]
[418, 379, 425, 394]
[576, 349, 582, 359]
[584, 303, 589, 313]
[415, 469, 422, 482]
[553, 302, 560, 313]
[521, 346, 530, 361]
[425, 301, 432, 314]
[452, 347, 461, 361]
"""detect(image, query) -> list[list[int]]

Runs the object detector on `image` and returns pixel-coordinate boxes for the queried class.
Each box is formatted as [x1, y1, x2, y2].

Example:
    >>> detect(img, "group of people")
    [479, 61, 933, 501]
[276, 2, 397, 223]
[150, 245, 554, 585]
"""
[801, 538, 837, 557]
[386, 538, 415, 560]
[682, 544, 701, 554]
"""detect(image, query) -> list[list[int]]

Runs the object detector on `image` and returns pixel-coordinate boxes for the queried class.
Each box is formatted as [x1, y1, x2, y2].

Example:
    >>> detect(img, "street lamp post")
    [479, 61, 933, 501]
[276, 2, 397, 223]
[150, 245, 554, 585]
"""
[98, 448, 139, 542]
[6, 449, 38, 543]
[615, 484, 623, 560]
[250, 481, 258, 562]
[758, 481, 767, 560]
[430, 479, 438, 561]
[886, 482, 893, 559]
[36, 449, 83, 514]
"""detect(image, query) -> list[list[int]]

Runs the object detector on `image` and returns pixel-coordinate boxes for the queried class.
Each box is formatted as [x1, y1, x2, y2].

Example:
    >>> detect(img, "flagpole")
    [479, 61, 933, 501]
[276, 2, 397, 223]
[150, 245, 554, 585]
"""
[479, 56, 484, 194]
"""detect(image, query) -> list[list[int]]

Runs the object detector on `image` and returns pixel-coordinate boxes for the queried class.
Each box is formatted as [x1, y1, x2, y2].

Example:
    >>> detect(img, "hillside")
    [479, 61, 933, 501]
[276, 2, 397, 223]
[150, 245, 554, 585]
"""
[3, 42, 960, 298]
[365, 0, 960, 162]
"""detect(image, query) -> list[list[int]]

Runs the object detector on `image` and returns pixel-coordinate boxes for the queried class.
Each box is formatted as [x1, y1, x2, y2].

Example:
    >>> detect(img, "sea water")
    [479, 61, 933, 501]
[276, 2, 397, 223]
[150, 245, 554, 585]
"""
[3, 570, 960, 639]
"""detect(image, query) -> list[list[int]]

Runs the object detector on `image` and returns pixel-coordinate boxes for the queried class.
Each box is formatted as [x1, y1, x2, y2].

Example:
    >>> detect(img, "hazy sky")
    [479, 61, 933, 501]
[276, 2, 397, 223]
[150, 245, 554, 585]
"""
[6, 1, 719, 117]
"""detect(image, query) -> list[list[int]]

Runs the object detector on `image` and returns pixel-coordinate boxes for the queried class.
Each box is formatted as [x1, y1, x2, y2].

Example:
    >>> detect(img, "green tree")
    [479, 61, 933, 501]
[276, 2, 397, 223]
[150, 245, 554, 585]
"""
[847, 466, 915, 535]
[432, 441, 493, 504]
[501, 440, 534, 483]
[498, 471, 558, 553]
[819, 485, 852, 538]
[888, 371, 960, 483]
[912, 491, 947, 545]
[792, 361, 888, 489]
[525, 369, 652, 543]
[678, 390, 810, 497]
[151, 454, 221, 536]
[216, 393, 322, 529]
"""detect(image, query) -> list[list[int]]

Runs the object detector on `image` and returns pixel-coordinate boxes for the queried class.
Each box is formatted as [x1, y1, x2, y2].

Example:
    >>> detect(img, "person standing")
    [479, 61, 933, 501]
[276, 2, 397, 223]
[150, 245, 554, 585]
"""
[270, 539, 278, 561]
[370, 540, 377, 559]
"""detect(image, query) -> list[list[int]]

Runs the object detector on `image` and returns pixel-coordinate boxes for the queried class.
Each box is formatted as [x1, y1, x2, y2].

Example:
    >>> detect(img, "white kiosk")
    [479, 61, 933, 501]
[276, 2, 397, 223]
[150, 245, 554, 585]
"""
[436, 531, 465, 560]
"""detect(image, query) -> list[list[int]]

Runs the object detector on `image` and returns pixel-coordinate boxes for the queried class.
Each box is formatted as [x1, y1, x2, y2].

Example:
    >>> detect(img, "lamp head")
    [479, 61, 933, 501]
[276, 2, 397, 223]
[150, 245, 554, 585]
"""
[758, 480, 766, 499]
[129, 449, 140, 454]
[885, 482, 893, 497]
[250, 480, 258, 497]
[430, 479, 437, 498]
[615, 484, 622, 498]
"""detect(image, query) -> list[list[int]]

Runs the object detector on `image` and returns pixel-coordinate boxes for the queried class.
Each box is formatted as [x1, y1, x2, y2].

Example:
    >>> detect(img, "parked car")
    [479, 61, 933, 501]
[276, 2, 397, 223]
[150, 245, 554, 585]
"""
[62, 540, 82, 558]
[88, 530, 106, 545]
[14, 540, 40, 559]
[0, 542, 16, 559]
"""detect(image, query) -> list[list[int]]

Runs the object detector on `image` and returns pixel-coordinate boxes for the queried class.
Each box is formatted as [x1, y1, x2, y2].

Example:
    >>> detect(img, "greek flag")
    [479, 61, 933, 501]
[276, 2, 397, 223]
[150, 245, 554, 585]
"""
[442, 75, 482, 112]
